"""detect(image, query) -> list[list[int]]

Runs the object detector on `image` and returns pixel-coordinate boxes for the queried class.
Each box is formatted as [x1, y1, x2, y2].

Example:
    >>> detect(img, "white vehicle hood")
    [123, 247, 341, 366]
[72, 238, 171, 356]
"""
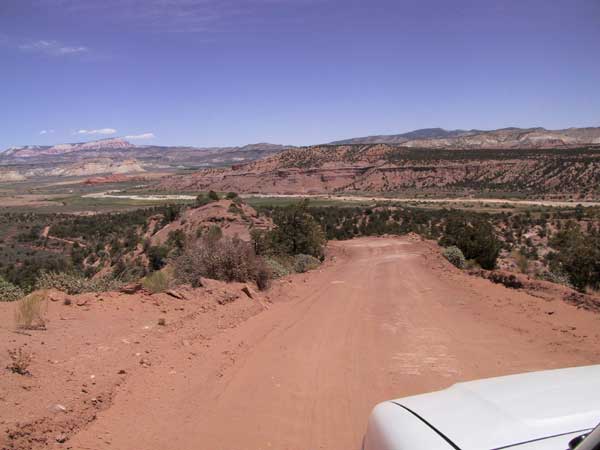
[394, 365, 600, 449]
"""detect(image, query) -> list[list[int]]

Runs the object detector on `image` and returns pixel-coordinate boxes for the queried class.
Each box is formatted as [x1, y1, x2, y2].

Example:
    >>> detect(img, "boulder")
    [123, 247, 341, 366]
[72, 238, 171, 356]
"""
[217, 293, 239, 305]
[166, 289, 186, 300]
[47, 289, 66, 302]
[120, 283, 143, 294]
[241, 286, 254, 299]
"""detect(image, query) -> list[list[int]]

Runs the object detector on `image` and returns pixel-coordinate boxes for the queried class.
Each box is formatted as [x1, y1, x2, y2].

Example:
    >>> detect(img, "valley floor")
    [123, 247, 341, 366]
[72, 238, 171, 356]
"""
[2, 237, 600, 450]
[244, 193, 600, 208]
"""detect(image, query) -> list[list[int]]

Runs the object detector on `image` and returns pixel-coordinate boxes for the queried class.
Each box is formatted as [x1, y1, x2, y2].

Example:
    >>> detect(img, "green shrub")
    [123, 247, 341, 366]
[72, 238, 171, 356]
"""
[0, 276, 24, 302]
[293, 254, 321, 273]
[442, 246, 466, 269]
[228, 203, 243, 215]
[226, 192, 239, 200]
[166, 230, 186, 252]
[251, 229, 275, 256]
[266, 200, 326, 259]
[89, 276, 123, 292]
[35, 271, 88, 294]
[35, 271, 121, 294]
[440, 216, 501, 270]
[14, 291, 47, 330]
[208, 190, 220, 201]
[147, 245, 169, 271]
[142, 270, 171, 294]
[195, 194, 211, 207]
[112, 257, 147, 282]
[264, 256, 291, 278]
[204, 225, 223, 243]
[549, 225, 600, 292]
[539, 270, 572, 287]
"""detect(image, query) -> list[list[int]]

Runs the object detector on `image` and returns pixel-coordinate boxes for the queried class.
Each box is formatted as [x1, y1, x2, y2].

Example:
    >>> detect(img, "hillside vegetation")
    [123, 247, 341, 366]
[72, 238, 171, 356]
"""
[160, 144, 600, 199]
[0, 195, 329, 299]
[258, 202, 600, 293]
[1, 191, 599, 301]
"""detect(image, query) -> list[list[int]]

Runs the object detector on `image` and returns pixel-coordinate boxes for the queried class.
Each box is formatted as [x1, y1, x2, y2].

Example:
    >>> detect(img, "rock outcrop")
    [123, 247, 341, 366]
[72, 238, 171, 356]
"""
[152, 199, 271, 244]
[160, 144, 600, 199]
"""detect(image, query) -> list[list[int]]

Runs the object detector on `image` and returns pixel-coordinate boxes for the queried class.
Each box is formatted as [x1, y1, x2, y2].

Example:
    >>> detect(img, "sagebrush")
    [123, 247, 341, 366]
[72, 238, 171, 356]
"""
[264, 257, 292, 278]
[0, 277, 24, 302]
[35, 271, 122, 295]
[174, 235, 271, 290]
[442, 246, 466, 269]
[293, 254, 321, 273]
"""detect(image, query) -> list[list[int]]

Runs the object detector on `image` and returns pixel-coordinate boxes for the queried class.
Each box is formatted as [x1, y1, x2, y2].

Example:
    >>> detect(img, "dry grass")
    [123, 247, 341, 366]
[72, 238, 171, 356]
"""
[14, 291, 47, 330]
[142, 270, 172, 294]
[515, 252, 530, 274]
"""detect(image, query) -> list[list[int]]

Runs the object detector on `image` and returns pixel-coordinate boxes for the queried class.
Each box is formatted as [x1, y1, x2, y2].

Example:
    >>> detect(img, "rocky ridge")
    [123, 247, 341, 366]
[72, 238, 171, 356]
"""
[3, 138, 134, 158]
[331, 126, 600, 148]
[160, 144, 600, 199]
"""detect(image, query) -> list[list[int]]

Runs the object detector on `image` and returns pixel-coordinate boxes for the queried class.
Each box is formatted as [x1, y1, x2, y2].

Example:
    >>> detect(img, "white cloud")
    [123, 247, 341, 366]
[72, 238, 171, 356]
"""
[56, 45, 88, 55]
[39, 129, 55, 135]
[32, 0, 322, 33]
[19, 40, 89, 56]
[125, 132, 155, 140]
[76, 128, 117, 135]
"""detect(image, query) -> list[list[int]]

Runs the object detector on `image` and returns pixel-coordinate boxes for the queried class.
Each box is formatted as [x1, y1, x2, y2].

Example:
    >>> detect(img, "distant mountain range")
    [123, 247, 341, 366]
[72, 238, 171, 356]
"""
[0, 138, 293, 180]
[330, 128, 469, 144]
[2, 138, 290, 161]
[3, 126, 600, 184]
[3, 138, 133, 158]
[5, 126, 600, 160]
[330, 127, 600, 148]
[160, 126, 600, 200]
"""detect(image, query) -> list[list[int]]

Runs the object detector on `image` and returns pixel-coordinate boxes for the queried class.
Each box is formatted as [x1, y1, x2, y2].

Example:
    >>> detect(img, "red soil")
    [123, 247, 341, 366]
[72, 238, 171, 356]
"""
[2, 237, 599, 450]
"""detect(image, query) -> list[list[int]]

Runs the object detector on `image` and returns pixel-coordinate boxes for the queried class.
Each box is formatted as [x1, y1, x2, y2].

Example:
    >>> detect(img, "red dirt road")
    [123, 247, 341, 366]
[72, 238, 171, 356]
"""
[70, 237, 600, 450]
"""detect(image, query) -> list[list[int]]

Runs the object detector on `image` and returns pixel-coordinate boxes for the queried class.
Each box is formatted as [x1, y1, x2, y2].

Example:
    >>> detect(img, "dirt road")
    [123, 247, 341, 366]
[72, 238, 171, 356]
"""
[70, 237, 600, 450]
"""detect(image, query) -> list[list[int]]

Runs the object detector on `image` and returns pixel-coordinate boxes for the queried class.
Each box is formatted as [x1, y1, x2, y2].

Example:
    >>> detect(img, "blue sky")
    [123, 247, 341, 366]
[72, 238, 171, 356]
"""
[1, 0, 599, 148]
